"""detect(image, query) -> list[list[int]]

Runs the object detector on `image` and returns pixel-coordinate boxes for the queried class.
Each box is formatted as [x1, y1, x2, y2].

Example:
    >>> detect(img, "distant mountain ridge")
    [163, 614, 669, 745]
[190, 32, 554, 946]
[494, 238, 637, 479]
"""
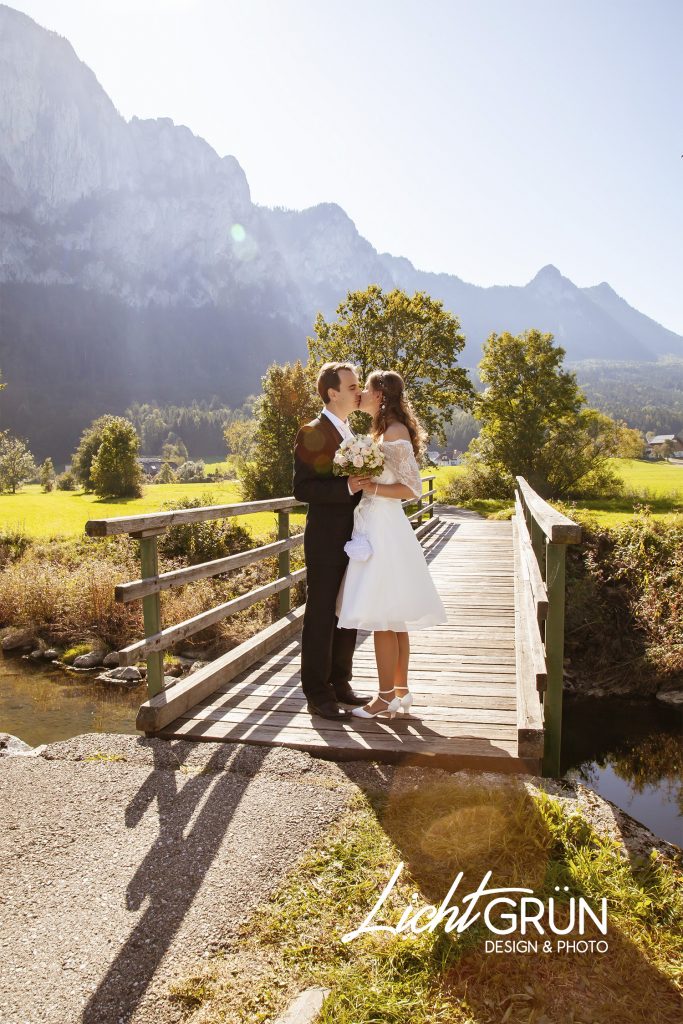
[0, 3, 680, 460]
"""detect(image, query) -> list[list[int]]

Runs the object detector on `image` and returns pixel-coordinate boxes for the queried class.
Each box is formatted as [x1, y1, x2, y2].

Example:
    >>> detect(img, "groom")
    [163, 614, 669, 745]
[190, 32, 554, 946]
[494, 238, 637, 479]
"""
[293, 362, 370, 720]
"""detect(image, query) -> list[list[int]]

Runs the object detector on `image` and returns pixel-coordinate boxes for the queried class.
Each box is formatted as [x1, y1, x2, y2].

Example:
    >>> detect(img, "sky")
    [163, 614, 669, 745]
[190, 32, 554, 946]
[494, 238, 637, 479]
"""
[8, 0, 683, 334]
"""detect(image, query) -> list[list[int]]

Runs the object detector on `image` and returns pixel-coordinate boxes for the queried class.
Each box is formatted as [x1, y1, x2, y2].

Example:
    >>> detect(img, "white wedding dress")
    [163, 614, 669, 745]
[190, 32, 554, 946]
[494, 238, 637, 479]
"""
[335, 439, 448, 631]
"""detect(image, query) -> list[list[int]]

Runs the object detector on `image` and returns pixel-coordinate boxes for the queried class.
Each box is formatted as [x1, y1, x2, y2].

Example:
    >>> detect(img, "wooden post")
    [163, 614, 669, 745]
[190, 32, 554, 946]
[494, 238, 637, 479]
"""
[542, 539, 566, 777]
[530, 517, 545, 580]
[139, 534, 164, 698]
[278, 511, 290, 616]
[417, 491, 424, 526]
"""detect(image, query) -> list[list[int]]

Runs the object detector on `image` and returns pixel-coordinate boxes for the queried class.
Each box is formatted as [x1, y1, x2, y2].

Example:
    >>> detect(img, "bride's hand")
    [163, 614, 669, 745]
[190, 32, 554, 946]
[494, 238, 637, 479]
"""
[349, 475, 376, 493]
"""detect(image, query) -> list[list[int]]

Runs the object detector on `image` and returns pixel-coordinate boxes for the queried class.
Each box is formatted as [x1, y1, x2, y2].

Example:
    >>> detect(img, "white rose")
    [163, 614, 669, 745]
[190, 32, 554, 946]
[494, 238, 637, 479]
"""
[352, 455, 364, 468]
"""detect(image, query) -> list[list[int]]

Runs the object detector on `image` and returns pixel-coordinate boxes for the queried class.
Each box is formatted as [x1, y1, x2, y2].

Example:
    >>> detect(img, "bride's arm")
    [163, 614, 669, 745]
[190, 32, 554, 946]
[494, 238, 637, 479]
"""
[361, 481, 418, 500]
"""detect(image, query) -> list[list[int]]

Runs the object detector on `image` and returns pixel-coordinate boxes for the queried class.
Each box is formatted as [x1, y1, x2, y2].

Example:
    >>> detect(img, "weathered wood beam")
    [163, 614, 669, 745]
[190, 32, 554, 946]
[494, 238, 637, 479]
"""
[85, 495, 302, 537]
[512, 515, 545, 758]
[115, 534, 303, 603]
[137, 606, 306, 732]
[515, 477, 582, 544]
[118, 568, 307, 664]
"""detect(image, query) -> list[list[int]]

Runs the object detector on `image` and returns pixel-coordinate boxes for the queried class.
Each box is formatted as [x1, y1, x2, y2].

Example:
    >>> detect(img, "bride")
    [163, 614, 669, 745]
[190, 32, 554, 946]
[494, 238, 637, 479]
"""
[335, 369, 448, 719]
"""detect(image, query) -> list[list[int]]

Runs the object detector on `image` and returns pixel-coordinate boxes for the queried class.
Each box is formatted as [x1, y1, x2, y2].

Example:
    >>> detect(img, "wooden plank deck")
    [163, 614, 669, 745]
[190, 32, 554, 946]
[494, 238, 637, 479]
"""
[154, 507, 543, 775]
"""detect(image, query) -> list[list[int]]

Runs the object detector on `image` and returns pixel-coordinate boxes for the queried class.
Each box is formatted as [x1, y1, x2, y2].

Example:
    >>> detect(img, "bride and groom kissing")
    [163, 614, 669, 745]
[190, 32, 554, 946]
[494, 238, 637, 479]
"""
[292, 361, 447, 723]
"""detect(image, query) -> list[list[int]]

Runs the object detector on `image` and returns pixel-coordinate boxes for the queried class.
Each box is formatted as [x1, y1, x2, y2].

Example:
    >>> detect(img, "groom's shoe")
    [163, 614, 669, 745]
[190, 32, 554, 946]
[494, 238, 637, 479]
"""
[334, 686, 371, 707]
[306, 699, 351, 721]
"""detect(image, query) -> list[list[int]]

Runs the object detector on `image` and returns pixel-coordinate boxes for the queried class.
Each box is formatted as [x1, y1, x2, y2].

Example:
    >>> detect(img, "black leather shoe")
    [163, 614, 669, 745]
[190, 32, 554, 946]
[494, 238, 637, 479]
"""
[306, 700, 351, 720]
[335, 689, 371, 707]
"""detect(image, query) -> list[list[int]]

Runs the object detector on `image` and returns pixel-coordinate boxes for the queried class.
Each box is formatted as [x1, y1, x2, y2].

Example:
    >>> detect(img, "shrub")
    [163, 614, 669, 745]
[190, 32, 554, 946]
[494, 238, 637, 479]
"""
[56, 470, 76, 490]
[175, 460, 206, 483]
[155, 492, 253, 565]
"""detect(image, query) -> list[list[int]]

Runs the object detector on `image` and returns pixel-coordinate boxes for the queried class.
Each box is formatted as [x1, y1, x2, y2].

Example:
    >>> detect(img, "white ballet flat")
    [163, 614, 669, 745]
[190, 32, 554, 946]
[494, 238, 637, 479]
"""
[351, 689, 401, 719]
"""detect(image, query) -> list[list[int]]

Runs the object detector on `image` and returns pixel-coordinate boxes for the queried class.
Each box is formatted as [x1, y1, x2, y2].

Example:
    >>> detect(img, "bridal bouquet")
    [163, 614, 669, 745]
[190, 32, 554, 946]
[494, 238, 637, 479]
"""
[332, 434, 385, 478]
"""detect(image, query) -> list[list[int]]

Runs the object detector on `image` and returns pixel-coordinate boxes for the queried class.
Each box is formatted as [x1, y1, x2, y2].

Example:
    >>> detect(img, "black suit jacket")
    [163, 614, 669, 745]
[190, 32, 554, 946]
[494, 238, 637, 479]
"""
[293, 413, 362, 565]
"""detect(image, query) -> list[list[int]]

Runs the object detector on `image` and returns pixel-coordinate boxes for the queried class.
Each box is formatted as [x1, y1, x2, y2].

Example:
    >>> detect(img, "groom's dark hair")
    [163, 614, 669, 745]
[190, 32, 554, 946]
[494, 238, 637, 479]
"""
[317, 361, 358, 404]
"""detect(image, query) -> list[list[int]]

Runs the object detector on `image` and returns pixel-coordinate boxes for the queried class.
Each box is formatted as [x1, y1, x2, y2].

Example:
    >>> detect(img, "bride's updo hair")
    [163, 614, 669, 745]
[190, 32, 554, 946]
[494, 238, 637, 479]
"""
[366, 369, 429, 461]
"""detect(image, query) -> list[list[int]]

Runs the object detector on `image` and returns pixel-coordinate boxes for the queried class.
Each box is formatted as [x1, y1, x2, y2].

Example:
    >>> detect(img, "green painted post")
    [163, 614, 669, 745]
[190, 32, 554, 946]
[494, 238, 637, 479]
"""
[542, 539, 566, 777]
[278, 511, 290, 616]
[139, 534, 164, 698]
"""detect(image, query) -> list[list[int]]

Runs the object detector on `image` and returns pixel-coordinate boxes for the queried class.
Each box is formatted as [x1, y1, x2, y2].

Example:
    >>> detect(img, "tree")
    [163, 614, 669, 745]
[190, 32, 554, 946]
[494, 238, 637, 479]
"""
[90, 417, 145, 498]
[162, 434, 188, 468]
[176, 459, 206, 482]
[307, 284, 475, 443]
[71, 414, 122, 491]
[224, 417, 257, 462]
[466, 328, 627, 499]
[154, 462, 178, 484]
[239, 360, 319, 500]
[0, 432, 37, 493]
[40, 457, 56, 492]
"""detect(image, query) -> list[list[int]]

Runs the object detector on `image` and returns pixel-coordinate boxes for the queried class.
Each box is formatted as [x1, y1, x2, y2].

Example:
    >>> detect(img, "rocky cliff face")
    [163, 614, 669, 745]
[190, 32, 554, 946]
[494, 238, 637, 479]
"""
[0, 3, 681, 461]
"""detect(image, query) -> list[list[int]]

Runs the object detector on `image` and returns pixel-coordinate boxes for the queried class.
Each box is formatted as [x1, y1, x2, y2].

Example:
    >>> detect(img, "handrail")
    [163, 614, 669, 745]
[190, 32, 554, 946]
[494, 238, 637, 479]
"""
[84, 473, 438, 704]
[514, 476, 581, 777]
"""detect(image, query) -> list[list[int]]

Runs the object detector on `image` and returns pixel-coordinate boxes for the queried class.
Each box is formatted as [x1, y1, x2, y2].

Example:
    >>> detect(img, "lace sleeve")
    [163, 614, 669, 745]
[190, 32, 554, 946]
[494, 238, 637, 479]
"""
[384, 441, 423, 499]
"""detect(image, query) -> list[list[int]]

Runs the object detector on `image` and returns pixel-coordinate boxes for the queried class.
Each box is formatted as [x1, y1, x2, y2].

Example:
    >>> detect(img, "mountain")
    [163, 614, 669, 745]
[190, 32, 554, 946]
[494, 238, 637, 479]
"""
[0, 4, 680, 461]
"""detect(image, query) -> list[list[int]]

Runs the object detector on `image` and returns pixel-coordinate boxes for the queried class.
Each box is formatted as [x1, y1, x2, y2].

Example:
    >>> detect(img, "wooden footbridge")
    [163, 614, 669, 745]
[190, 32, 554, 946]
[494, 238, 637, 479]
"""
[85, 476, 581, 777]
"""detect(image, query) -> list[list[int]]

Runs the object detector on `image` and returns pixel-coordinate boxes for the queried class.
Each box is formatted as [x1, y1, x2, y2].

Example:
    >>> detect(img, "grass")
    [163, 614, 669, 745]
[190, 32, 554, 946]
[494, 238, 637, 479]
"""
[166, 776, 683, 1024]
[433, 459, 683, 526]
[1, 457, 680, 540]
[0, 479, 306, 540]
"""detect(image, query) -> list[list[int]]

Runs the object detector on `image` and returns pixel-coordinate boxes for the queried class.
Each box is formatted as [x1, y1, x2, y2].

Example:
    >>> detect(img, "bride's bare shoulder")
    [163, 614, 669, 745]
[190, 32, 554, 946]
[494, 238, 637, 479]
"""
[382, 421, 411, 442]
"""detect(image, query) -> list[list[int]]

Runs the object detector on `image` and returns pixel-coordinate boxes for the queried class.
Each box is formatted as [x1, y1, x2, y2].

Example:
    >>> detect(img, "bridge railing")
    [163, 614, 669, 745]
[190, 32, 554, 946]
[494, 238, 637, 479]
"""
[513, 477, 581, 777]
[84, 473, 438, 733]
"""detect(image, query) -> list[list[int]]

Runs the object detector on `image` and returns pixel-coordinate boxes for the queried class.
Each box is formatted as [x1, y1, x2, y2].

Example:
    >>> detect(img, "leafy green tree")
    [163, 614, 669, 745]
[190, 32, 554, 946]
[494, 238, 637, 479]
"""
[90, 417, 145, 498]
[162, 434, 188, 467]
[154, 462, 178, 484]
[224, 417, 257, 462]
[176, 459, 206, 482]
[40, 457, 56, 492]
[0, 432, 37, 493]
[465, 328, 627, 498]
[71, 414, 121, 491]
[141, 410, 167, 454]
[307, 283, 475, 443]
[240, 360, 319, 500]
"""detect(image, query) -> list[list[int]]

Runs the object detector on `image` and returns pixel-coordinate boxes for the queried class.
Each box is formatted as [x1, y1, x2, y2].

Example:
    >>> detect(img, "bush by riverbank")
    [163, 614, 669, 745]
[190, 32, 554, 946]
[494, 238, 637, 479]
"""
[560, 505, 683, 700]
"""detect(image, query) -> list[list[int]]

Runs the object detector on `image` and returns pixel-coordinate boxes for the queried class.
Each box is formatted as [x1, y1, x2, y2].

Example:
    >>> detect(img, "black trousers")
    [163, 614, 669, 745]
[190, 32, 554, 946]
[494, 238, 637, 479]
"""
[300, 560, 358, 705]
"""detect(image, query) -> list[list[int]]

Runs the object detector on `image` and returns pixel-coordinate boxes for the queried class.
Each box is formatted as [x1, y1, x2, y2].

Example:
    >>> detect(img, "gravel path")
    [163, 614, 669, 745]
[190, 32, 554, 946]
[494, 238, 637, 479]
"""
[1, 734, 355, 1024]
[2, 733, 680, 1024]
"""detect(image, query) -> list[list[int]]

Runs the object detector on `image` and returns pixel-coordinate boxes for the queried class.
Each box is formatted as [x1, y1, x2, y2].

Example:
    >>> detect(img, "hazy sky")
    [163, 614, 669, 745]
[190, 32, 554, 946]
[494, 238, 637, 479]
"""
[9, 0, 683, 333]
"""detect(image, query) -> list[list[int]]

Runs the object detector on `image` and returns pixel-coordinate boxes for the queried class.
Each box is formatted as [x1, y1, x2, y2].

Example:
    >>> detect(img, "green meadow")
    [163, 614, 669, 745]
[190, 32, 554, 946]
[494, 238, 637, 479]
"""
[1, 458, 681, 540]
[0, 474, 306, 541]
[434, 457, 683, 527]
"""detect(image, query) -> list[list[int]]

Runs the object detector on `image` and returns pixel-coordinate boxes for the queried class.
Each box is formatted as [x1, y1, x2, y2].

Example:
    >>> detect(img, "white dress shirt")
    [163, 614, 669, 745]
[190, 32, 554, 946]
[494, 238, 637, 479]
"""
[321, 407, 354, 495]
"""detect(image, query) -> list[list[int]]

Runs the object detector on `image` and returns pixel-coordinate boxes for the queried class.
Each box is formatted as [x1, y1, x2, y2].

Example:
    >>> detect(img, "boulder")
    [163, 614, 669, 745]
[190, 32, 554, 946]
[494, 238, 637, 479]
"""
[103, 651, 120, 667]
[1, 629, 36, 651]
[189, 660, 209, 674]
[107, 666, 142, 682]
[95, 665, 143, 687]
[0, 733, 46, 757]
[73, 651, 105, 669]
[656, 690, 683, 706]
